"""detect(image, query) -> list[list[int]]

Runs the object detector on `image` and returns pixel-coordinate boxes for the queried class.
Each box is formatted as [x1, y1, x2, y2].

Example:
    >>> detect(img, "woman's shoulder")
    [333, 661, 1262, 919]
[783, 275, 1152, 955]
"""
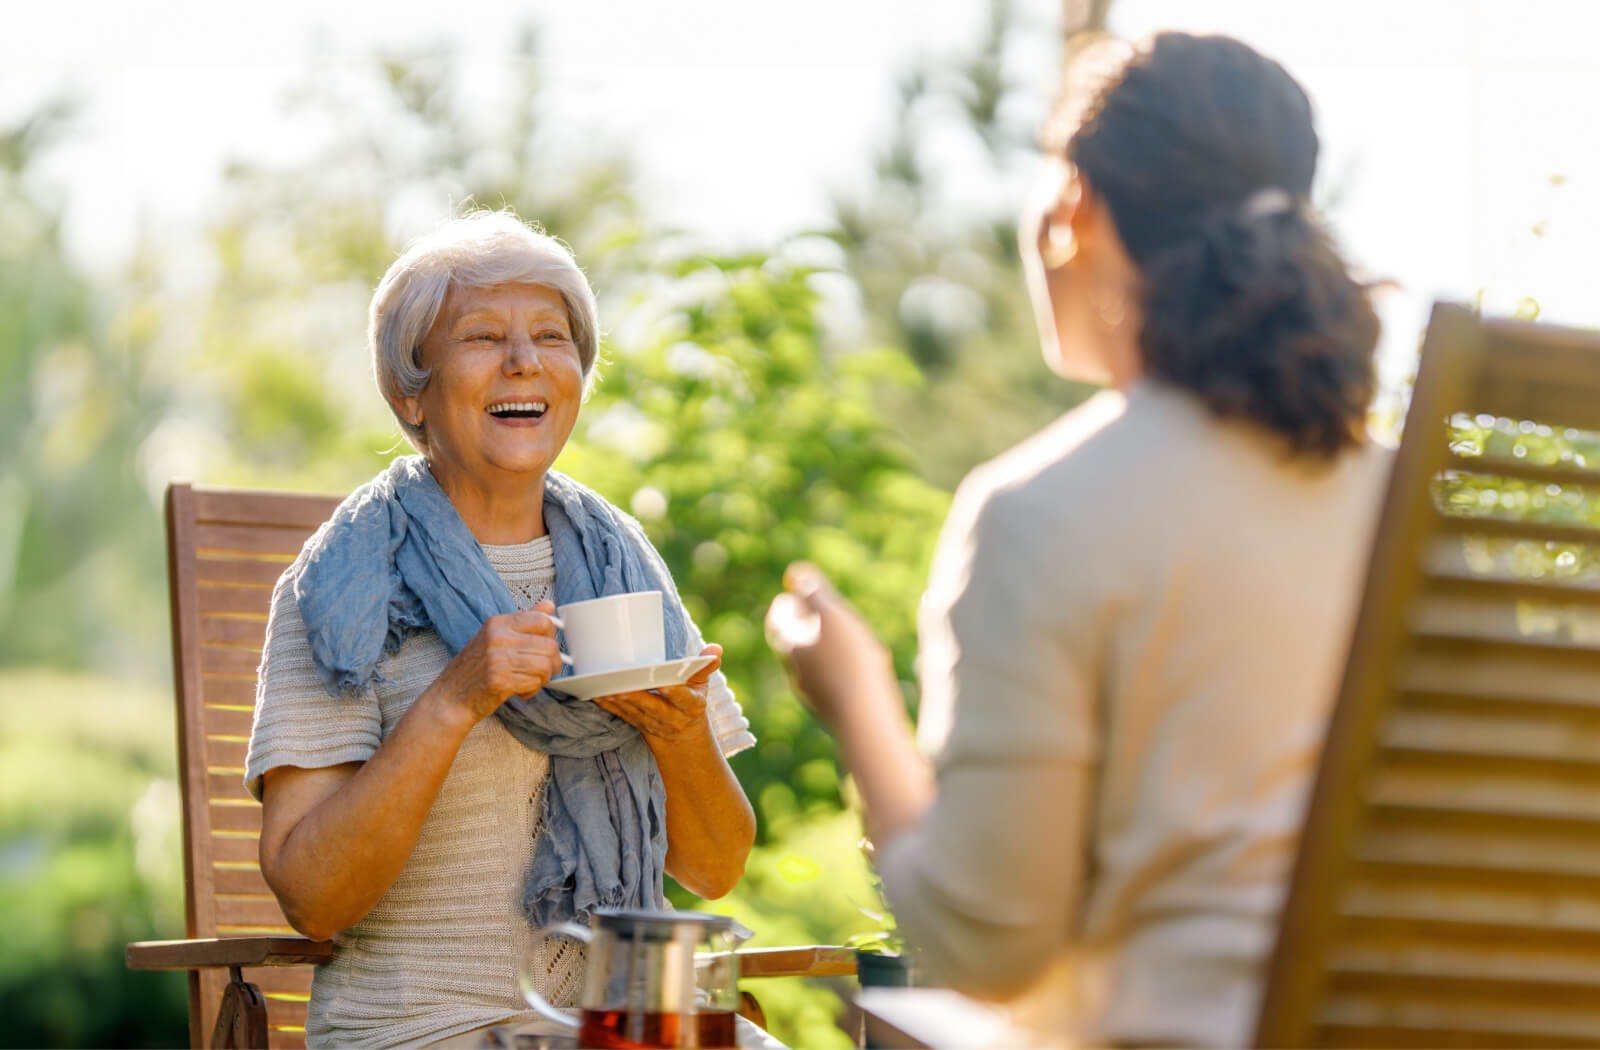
[959, 387, 1179, 516]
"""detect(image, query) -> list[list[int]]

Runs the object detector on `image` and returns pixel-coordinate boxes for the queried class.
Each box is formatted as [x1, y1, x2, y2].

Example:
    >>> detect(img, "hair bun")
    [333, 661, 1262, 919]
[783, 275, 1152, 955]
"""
[1137, 202, 1379, 458]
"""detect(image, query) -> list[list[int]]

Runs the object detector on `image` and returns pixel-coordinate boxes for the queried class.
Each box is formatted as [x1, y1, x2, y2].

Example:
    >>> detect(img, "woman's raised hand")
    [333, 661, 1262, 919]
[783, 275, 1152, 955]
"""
[766, 563, 894, 732]
[429, 600, 567, 729]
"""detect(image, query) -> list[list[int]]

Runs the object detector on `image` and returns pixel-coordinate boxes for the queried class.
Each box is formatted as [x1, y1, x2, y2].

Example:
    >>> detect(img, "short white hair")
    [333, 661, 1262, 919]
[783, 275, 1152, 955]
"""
[369, 210, 600, 452]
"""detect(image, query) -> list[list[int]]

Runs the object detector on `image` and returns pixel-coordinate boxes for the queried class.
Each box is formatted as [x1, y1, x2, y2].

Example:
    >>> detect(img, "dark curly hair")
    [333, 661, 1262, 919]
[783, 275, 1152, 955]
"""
[1066, 33, 1378, 458]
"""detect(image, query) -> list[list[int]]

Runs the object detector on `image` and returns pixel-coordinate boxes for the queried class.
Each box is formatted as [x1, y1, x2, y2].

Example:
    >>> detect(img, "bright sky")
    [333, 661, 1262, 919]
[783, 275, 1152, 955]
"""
[6, 0, 1598, 387]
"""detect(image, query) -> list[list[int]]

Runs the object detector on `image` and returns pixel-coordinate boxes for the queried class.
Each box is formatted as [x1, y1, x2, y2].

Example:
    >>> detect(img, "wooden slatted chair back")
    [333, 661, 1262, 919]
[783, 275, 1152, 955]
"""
[1256, 304, 1600, 1048]
[167, 483, 339, 1049]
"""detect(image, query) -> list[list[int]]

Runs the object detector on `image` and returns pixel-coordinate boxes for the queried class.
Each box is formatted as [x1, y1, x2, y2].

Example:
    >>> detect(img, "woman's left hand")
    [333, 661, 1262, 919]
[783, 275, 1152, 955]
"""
[766, 563, 895, 734]
[593, 644, 722, 742]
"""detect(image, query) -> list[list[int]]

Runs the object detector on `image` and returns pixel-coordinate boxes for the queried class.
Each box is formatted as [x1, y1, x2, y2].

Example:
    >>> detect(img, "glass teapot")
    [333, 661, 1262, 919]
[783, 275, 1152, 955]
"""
[520, 908, 749, 1049]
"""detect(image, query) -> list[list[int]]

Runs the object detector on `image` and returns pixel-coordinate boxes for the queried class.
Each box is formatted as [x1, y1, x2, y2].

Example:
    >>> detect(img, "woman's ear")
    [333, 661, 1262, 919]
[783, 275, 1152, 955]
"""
[1062, 171, 1096, 244]
[1034, 163, 1083, 270]
[389, 392, 421, 429]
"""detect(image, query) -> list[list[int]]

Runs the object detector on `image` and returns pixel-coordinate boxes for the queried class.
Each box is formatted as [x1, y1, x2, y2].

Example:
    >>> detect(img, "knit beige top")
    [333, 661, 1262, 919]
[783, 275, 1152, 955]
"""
[246, 535, 756, 1049]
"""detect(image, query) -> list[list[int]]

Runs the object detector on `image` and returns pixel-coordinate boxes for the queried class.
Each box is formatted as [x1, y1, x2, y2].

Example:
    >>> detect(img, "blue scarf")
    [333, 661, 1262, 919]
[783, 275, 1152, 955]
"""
[291, 455, 694, 926]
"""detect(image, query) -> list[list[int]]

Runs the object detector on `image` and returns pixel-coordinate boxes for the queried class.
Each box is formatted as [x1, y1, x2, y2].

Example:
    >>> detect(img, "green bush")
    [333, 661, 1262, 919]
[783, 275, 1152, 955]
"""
[0, 670, 188, 1048]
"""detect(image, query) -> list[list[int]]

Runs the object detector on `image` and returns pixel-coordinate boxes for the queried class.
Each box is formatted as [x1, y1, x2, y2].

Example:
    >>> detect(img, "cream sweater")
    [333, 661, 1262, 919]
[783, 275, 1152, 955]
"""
[247, 536, 756, 1049]
[878, 381, 1391, 1047]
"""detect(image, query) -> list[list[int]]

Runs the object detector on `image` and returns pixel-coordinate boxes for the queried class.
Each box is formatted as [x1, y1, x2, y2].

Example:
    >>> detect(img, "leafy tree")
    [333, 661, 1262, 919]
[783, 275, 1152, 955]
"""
[0, 103, 172, 676]
[829, 0, 1097, 488]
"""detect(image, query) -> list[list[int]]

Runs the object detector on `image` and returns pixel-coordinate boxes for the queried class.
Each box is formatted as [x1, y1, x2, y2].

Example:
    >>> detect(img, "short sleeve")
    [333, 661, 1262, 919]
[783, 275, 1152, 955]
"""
[245, 572, 383, 801]
[705, 671, 756, 758]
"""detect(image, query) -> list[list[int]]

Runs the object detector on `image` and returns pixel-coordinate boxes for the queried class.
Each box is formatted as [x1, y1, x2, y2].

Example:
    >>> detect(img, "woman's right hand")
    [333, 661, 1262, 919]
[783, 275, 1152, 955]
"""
[426, 600, 567, 729]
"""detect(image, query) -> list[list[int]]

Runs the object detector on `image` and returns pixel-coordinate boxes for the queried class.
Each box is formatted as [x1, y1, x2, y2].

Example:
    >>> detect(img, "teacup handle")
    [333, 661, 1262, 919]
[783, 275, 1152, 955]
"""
[521, 921, 591, 1030]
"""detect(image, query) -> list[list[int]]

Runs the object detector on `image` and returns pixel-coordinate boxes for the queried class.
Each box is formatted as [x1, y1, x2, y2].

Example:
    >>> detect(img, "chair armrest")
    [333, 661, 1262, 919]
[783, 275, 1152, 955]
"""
[738, 945, 858, 979]
[126, 936, 335, 971]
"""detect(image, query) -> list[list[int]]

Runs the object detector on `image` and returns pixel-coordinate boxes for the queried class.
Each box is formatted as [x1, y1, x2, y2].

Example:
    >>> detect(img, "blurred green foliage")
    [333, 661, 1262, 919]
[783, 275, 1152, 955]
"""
[0, 5, 1065, 1046]
[0, 671, 187, 1048]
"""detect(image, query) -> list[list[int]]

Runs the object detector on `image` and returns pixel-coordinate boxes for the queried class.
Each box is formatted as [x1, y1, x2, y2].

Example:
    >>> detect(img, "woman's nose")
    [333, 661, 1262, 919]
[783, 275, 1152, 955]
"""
[503, 335, 542, 375]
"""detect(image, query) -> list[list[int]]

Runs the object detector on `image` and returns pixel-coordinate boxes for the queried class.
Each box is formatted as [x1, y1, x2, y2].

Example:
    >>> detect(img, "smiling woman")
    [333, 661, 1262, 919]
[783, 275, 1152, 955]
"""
[244, 211, 757, 1048]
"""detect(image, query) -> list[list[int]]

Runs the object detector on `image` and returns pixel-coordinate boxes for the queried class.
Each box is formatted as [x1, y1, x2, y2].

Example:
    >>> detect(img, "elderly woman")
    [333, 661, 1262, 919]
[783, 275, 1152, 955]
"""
[771, 33, 1392, 1048]
[245, 211, 756, 1048]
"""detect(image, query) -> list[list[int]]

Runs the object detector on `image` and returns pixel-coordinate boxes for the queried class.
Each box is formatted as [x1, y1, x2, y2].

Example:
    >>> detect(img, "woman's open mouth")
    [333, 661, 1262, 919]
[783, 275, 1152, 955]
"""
[486, 400, 548, 422]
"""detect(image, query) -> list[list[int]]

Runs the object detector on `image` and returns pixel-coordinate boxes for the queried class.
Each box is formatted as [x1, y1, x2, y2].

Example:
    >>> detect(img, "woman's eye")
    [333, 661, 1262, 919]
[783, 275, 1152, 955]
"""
[465, 333, 499, 342]
[538, 330, 569, 343]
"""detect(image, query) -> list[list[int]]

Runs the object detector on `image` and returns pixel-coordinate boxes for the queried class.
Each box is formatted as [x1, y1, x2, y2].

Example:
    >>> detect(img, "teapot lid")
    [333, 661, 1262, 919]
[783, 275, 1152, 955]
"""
[590, 908, 736, 941]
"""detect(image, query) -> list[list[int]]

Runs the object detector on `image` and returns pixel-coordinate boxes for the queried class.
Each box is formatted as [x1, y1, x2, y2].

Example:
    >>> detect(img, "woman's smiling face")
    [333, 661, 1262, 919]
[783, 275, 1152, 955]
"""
[395, 281, 585, 496]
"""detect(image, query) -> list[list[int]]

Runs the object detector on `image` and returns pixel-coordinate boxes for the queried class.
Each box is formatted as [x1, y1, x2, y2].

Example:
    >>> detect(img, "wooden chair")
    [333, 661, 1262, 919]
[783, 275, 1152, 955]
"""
[1255, 303, 1600, 1047]
[853, 306, 1600, 1050]
[127, 483, 853, 1049]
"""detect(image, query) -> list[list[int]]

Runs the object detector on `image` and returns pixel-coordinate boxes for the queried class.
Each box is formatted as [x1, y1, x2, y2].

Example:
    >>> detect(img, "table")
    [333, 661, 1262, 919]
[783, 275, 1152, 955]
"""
[854, 988, 1036, 1049]
[476, 1012, 786, 1048]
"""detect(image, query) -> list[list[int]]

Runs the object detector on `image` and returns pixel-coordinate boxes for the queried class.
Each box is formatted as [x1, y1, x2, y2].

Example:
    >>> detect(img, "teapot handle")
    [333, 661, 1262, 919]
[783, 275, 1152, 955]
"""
[520, 921, 591, 1030]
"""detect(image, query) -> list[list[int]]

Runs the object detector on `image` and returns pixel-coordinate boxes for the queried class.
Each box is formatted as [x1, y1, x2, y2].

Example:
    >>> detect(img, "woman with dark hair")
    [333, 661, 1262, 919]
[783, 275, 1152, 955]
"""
[768, 33, 1390, 1047]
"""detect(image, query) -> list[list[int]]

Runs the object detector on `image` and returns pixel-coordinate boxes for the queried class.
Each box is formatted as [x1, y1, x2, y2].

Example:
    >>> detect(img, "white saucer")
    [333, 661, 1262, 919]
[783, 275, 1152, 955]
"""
[548, 654, 718, 701]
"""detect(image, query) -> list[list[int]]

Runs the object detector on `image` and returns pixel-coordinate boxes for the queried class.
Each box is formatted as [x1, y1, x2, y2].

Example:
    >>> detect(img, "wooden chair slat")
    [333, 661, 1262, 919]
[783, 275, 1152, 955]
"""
[1400, 649, 1600, 710]
[1369, 802, 1600, 840]
[1377, 742, 1600, 779]
[1442, 452, 1600, 490]
[257, 998, 308, 1029]
[1425, 569, 1600, 609]
[195, 555, 295, 587]
[204, 704, 257, 738]
[1382, 705, 1600, 764]
[204, 677, 259, 707]
[1319, 994, 1600, 1041]
[202, 646, 265, 676]
[198, 583, 279, 616]
[214, 896, 296, 931]
[1328, 966, 1600, 1006]
[1355, 856, 1600, 896]
[210, 834, 263, 864]
[1345, 883, 1600, 931]
[1467, 380, 1600, 435]
[1434, 511, 1600, 548]
[203, 615, 268, 648]
[1397, 689, 1600, 724]
[195, 523, 318, 558]
[209, 801, 265, 834]
[1315, 1022, 1600, 1050]
[1339, 911, 1600, 952]
[1411, 590, 1600, 648]
[1369, 766, 1600, 825]
[208, 738, 249, 767]
[1361, 825, 1600, 878]
[209, 770, 254, 803]
[1409, 629, 1600, 668]
[213, 865, 272, 896]
[191, 489, 340, 529]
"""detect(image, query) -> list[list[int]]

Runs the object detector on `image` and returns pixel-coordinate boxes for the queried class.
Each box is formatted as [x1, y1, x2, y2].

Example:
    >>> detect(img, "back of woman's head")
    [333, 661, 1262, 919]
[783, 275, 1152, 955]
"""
[1068, 33, 1378, 458]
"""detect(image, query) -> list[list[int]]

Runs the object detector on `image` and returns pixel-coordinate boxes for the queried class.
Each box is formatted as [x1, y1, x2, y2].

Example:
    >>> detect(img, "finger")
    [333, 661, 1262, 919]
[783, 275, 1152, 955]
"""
[687, 644, 722, 684]
[596, 688, 677, 710]
[507, 605, 564, 636]
[593, 697, 654, 731]
[513, 634, 573, 671]
[783, 562, 837, 603]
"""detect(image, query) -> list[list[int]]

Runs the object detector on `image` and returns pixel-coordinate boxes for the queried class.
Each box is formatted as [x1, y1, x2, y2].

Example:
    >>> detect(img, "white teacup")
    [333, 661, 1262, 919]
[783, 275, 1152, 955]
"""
[557, 591, 666, 676]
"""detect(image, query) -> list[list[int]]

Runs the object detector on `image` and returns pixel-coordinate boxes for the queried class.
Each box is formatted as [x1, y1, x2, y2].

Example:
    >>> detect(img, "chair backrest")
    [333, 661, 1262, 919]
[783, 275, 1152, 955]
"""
[1256, 304, 1600, 1048]
[166, 483, 340, 1049]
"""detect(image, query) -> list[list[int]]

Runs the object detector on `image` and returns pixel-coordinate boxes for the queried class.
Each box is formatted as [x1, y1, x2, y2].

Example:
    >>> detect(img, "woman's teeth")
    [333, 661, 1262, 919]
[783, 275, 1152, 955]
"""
[488, 401, 547, 418]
